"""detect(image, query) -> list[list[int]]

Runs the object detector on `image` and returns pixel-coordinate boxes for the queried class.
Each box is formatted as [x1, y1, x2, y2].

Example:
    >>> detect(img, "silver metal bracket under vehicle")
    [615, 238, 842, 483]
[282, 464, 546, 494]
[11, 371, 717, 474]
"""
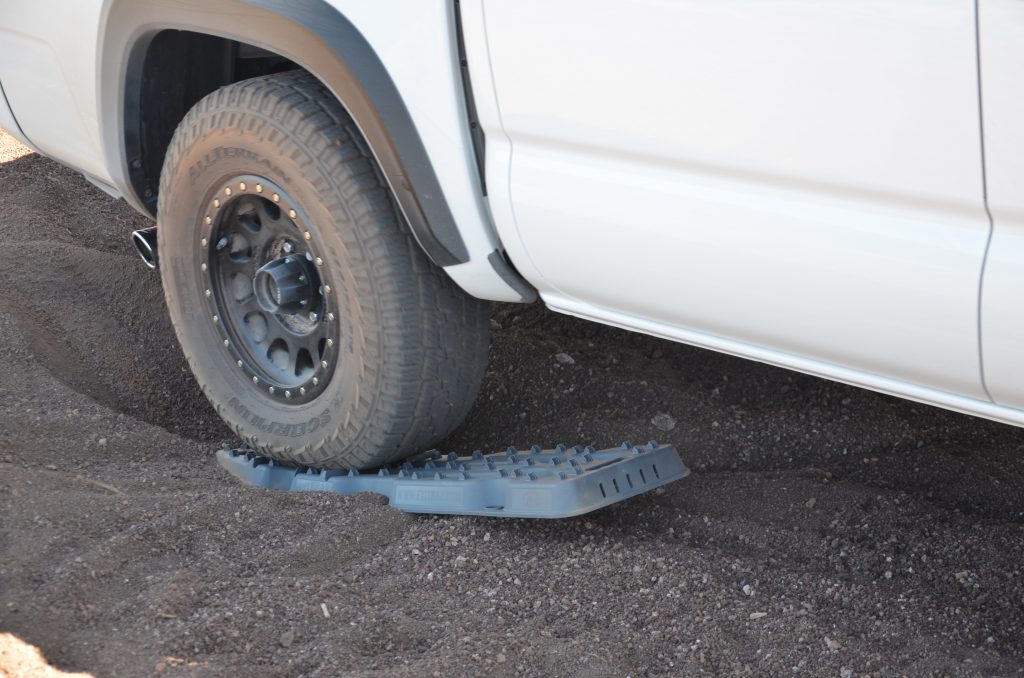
[216, 441, 688, 518]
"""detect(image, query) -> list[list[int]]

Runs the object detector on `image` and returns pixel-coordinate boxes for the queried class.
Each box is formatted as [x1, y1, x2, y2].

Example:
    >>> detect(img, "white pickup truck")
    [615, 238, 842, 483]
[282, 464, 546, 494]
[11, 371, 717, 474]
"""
[1, 1, 1022, 469]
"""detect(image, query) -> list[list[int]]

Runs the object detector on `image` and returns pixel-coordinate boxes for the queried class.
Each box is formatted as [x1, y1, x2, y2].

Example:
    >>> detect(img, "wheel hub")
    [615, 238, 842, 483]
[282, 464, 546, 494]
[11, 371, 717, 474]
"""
[253, 254, 320, 315]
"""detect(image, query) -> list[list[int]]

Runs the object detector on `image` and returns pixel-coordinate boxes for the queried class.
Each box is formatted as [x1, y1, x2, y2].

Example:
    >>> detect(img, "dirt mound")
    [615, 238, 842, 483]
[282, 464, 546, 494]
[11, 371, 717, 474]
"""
[0, 141, 229, 443]
[0, 241, 230, 442]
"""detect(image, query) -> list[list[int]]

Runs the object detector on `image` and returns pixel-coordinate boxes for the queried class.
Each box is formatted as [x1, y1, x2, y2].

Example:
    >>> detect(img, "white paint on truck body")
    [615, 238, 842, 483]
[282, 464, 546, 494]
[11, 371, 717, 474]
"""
[462, 0, 1021, 425]
[3, 0, 1024, 427]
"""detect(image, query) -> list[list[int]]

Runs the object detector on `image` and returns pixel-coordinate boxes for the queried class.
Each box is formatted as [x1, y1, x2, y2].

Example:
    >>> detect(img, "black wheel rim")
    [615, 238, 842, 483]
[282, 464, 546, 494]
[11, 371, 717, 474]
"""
[198, 175, 338, 404]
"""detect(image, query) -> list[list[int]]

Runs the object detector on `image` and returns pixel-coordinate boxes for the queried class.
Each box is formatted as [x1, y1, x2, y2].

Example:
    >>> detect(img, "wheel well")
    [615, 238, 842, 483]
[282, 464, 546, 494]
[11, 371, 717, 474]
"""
[127, 30, 304, 215]
[113, 1, 471, 268]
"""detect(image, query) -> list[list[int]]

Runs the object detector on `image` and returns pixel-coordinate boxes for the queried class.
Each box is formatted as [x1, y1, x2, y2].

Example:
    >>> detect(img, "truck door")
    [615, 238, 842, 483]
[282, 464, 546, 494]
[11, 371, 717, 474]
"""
[468, 0, 991, 399]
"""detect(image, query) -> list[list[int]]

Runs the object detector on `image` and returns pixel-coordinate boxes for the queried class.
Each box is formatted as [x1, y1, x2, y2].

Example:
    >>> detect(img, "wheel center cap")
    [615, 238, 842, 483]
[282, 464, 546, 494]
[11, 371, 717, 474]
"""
[253, 255, 320, 314]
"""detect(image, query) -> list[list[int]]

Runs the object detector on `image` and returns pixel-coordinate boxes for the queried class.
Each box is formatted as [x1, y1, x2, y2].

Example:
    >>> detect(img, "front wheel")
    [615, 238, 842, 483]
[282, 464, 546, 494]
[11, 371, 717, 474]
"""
[157, 71, 490, 469]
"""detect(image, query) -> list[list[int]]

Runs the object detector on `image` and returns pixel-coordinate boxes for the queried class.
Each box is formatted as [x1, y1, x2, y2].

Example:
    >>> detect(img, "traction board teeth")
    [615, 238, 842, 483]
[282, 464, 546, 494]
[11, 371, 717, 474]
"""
[217, 443, 688, 519]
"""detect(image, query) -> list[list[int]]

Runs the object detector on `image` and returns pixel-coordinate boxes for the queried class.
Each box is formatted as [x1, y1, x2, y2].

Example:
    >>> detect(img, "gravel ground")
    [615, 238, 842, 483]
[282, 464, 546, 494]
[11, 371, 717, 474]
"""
[2, 129, 1024, 677]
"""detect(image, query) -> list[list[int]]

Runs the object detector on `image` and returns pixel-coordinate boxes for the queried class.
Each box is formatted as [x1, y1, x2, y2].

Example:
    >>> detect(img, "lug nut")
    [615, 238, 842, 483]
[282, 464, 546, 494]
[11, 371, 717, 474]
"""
[282, 241, 294, 253]
[309, 312, 318, 322]
[201, 238, 208, 247]
[304, 231, 312, 240]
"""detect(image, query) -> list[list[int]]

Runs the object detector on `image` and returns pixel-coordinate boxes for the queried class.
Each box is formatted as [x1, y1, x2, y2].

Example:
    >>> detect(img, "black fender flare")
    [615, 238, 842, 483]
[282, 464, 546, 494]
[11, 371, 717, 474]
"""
[112, 0, 469, 266]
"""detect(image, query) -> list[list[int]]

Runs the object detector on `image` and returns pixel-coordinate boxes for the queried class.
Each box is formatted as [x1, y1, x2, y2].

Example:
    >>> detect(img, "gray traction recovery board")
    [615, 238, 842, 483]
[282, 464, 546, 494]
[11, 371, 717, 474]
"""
[217, 442, 688, 518]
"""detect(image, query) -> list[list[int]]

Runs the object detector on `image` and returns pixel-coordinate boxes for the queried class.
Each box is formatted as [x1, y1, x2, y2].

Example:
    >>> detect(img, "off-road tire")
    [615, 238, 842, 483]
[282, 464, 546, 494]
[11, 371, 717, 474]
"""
[157, 71, 490, 469]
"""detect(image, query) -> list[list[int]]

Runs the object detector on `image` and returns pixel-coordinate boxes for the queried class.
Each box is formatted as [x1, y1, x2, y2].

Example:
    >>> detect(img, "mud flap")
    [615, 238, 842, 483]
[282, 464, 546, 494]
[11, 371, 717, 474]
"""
[216, 442, 688, 518]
